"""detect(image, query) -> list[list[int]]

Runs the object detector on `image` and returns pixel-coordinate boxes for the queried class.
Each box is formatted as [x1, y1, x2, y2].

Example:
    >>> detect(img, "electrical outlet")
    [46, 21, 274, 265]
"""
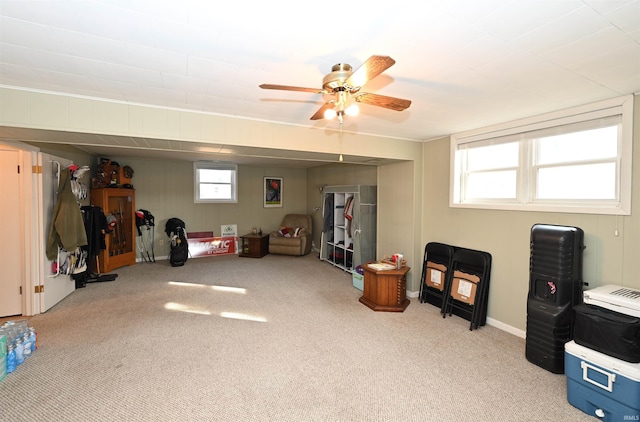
[159, 239, 164, 245]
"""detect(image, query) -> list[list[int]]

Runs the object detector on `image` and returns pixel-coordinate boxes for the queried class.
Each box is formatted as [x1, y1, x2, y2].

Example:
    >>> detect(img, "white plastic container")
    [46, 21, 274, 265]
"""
[352, 272, 364, 291]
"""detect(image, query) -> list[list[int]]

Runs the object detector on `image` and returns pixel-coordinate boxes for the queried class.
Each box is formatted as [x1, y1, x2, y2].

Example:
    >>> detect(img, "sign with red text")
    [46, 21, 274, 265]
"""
[187, 236, 238, 257]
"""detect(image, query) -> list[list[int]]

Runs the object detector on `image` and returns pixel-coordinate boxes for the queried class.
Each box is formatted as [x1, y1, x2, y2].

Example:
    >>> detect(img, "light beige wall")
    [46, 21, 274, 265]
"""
[96, 156, 308, 257]
[0, 87, 422, 163]
[422, 95, 640, 333]
[377, 160, 423, 293]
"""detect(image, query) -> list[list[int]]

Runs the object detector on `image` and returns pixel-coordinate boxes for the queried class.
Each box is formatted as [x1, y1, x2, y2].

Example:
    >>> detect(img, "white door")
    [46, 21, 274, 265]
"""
[40, 155, 76, 312]
[0, 150, 23, 317]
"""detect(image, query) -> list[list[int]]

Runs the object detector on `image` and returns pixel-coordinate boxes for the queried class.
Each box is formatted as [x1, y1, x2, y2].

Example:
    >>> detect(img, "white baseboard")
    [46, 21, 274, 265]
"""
[407, 290, 526, 339]
[486, 317, 526, 338]
[136, 255, 167, 263]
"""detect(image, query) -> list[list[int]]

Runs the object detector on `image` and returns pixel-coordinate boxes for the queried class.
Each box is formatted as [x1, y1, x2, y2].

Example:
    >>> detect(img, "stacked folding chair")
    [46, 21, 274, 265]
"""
[419, 242, 455, 313]
[443, 248, 492, 330]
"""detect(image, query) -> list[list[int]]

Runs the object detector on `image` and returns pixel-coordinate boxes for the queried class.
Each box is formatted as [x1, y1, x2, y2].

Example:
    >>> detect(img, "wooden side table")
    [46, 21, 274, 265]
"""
[360, 263, 411, 312]
[239, 233, 269, 258]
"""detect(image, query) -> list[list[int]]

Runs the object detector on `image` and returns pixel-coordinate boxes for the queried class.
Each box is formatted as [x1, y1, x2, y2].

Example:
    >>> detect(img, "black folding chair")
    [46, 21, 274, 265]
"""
[443, 248, 492, 330]
[419, 242, 455, 314]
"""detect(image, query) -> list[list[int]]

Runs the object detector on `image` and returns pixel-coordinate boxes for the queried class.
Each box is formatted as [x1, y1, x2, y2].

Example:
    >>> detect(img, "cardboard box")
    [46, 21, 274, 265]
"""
[450, 270, 480, 304]
[425, 261, 447, 291]
[352, 272, 364, 291]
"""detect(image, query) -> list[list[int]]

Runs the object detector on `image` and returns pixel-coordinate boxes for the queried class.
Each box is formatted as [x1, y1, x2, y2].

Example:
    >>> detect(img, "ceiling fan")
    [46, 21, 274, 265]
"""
[259, 55, 411, 121]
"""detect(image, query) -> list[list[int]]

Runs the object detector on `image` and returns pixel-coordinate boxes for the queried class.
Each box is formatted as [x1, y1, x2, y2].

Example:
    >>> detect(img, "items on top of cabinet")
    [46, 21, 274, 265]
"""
[92, 157, 135, 189]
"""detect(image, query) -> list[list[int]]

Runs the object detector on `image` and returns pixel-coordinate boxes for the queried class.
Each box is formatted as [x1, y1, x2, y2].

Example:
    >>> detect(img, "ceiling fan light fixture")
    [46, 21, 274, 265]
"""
[324, 108, 337, 120]
[345, 103, 359, 117]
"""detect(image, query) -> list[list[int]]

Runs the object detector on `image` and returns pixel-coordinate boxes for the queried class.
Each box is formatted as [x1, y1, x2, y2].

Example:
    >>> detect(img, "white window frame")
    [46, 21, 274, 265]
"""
[450, 95, 633, 215]
[194, 162, 238, 204]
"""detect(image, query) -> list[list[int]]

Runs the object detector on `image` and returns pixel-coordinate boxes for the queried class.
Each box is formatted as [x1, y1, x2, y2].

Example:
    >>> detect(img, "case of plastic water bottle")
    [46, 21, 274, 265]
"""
[565, 340, 640, 421]
[0, 334, 6, 383]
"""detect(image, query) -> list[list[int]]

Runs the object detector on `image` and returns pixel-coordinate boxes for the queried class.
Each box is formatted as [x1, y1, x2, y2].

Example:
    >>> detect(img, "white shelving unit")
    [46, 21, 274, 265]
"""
[320, 185, 376, 273]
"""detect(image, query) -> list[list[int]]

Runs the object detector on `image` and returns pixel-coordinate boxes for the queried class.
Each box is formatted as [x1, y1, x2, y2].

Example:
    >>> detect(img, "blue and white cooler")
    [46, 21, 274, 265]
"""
[566, 284, 640, 420]
[565, 340, 640, 421]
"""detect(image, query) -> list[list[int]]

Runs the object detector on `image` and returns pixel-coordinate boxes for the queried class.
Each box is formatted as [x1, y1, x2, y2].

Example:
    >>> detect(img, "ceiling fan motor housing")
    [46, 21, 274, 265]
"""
[322, 63, 353, 91]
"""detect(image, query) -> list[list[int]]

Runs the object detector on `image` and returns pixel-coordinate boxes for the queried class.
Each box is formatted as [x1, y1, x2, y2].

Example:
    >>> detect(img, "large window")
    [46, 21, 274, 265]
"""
[194, 162, 238, 203]
[450, 95, 633, 215]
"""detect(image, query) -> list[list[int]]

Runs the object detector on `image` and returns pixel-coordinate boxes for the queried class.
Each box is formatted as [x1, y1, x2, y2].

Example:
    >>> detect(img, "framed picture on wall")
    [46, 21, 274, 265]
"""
[264, 177, 283, 208]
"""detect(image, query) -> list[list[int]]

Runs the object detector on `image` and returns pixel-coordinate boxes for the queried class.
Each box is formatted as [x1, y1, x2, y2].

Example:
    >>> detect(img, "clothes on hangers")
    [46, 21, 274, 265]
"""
[46, 166, 88, 260]
[344, 195, 354, 236]
[80, 205, 108, 257]
[322, 193, 334, 233]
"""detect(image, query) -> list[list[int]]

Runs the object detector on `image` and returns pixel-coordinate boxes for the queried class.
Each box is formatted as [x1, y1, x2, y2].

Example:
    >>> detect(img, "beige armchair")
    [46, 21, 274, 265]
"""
[268, 214, 313, 256]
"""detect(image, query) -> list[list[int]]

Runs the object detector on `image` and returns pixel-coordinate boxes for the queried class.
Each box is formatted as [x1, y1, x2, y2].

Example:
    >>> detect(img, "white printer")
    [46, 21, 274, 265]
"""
[583, 284, 640, 318]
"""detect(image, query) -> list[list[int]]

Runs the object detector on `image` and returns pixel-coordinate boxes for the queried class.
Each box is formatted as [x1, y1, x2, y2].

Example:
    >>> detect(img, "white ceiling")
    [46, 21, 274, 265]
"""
[0, 0, 639, 166]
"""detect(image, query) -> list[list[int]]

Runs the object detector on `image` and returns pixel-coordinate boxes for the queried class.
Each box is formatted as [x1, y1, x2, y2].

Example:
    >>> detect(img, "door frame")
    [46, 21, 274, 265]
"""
[1, 140, 42, 316]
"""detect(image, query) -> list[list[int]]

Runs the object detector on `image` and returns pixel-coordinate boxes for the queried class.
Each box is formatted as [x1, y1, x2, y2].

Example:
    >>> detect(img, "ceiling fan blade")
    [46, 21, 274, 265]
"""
[310, 102, 335, 120]
[345, 55, 396, 88]
[259, 84, 325, 94]
[354, 92, 411, 111]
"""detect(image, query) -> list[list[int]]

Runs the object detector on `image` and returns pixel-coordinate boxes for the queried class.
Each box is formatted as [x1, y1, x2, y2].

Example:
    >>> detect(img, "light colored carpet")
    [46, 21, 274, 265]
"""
[0, 253, 594, 421]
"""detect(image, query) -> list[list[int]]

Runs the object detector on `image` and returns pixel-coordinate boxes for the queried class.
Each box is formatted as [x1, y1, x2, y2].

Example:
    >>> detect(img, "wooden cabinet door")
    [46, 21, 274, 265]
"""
[91, 188, 136, 272]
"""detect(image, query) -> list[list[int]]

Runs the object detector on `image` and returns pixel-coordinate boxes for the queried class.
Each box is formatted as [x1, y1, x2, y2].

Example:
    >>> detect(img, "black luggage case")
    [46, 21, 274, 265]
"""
[573, 303, 640, 363]
[526, 298, 574, 373]
[526, 224, 585, 373]
[529, 224, 584, 307]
